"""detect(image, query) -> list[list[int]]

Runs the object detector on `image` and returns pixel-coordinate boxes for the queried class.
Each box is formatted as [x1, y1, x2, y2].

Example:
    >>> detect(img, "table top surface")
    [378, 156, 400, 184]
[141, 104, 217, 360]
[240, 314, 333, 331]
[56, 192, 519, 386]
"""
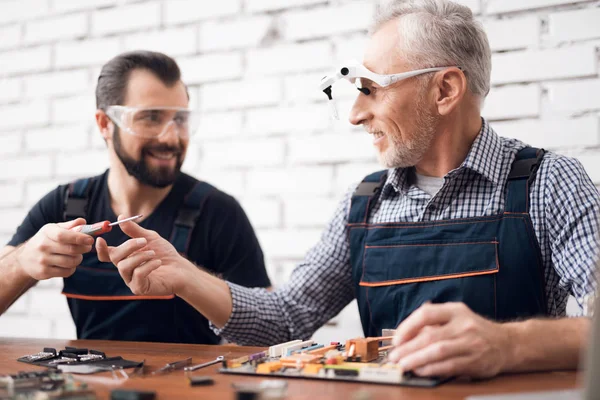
[0, 338, 581, 400]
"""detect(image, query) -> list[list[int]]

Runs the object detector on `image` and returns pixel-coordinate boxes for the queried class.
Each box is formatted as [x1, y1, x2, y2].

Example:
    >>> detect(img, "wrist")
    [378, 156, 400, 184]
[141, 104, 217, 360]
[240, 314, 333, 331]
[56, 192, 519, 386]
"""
[501, 321, 524, 373]
[173, 257, 198, 297]
[12, 247, 35, 282]
[4, 246, 36, 285]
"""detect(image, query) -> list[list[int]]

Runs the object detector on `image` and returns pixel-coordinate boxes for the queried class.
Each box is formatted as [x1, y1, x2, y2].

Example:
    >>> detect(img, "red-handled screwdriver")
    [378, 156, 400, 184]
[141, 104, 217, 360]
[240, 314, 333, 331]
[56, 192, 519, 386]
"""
[70, 214, 143, 236]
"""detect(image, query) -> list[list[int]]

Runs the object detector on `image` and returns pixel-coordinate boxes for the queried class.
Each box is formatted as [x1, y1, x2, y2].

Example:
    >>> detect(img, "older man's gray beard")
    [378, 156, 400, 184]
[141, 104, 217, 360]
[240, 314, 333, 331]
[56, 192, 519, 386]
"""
[377, 95, 439, 169]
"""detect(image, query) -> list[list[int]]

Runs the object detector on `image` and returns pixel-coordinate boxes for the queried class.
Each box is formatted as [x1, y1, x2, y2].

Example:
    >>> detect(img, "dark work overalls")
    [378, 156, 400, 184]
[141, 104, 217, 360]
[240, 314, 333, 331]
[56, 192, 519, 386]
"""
[59, 175, 216, 342]
[348, 147, 548, 337]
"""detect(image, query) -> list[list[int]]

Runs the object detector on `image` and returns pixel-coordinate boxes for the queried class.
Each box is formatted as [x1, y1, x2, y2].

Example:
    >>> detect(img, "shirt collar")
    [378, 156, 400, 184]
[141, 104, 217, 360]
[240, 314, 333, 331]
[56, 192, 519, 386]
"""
[382, 118, 504, 197]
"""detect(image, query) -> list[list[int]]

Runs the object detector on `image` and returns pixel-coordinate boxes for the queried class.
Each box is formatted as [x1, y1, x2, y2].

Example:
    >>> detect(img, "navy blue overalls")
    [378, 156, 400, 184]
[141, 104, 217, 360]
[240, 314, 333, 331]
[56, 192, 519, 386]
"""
[348, 148, 548, 337]
[59, 175, 215, 342]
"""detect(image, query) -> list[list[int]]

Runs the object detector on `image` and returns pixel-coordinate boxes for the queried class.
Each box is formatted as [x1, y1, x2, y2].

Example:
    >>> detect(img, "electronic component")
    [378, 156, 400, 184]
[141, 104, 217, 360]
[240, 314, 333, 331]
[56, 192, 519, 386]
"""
[188, 376, 215, 386]
[110, 389, 156, 400]
[18, 348, 57, 363]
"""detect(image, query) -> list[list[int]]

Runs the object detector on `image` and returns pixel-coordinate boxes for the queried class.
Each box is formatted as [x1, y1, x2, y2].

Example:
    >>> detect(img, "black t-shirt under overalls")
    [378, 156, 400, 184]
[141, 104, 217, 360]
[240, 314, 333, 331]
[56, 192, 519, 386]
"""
[8, 170, 271, 344]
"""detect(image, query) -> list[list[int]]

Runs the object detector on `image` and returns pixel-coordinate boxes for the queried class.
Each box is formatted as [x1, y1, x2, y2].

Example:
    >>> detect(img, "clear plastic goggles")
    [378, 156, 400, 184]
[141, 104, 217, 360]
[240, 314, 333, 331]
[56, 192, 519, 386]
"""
[106, 105, 201, 139]
[319, 60, 462, 119]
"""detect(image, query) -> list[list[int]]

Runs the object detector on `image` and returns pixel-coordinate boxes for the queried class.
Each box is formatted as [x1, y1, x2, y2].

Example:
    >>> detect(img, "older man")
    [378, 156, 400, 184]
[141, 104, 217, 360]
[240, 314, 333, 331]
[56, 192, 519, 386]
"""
[96, 0, 599, 377]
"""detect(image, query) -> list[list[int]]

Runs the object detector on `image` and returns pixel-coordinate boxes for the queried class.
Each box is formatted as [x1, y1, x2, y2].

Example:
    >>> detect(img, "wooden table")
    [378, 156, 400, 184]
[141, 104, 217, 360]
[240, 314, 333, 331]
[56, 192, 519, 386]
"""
[0, 338, 581, 400]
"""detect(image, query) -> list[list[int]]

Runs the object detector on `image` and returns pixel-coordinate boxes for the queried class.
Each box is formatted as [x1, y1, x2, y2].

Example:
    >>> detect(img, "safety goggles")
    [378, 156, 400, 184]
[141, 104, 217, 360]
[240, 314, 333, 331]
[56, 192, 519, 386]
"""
[319, 60, 462, 119]
[106, 106, 201, 139]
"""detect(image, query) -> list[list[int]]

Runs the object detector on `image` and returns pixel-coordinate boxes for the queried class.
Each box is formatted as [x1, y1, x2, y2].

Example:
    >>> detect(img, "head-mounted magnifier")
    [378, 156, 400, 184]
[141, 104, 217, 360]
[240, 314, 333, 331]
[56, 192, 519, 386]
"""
[319, 60, 462, 119]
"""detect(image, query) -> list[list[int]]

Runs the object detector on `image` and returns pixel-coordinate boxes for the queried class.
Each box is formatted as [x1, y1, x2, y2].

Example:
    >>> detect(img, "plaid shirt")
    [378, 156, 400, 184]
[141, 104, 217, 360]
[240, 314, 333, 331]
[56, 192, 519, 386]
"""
[213, 120, 600, 346]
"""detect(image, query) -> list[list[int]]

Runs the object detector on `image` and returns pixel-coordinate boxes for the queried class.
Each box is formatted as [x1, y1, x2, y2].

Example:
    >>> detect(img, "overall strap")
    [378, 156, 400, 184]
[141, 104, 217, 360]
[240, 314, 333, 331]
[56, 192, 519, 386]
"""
[349, 170, 388, 225]
[170, 176, 216, 255]
[63, 178, 94, 221]
[505, 147, 545, 213]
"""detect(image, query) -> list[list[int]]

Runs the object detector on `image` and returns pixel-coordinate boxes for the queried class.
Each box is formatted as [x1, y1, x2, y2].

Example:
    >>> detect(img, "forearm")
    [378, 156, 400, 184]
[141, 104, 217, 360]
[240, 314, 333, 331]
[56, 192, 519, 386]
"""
[0, 246, 36, 315]
[175, 260, 233, 328]
[503, 317, 591, 373]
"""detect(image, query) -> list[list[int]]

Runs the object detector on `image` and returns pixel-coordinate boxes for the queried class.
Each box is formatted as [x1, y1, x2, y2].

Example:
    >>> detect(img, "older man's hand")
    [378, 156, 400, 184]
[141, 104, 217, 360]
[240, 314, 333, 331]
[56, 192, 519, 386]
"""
[387, 302, 512, 379]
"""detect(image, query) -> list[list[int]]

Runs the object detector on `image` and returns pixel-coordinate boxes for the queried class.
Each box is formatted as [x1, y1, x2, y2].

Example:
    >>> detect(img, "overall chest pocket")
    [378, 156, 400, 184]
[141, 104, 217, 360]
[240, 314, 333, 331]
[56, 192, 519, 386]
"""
[360, 238, 500, 287]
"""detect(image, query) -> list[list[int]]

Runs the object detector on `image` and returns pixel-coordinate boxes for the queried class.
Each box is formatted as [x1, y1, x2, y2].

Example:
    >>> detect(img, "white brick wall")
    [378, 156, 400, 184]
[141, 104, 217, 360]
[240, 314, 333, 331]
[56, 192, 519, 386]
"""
[1, 0, 597, 341]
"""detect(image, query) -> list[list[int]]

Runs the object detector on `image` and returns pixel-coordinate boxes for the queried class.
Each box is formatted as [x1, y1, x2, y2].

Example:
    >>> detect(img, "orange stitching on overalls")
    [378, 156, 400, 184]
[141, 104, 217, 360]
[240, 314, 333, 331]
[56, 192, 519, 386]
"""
[62, 293, 175, 301]
[359, 268, 499, 287]
[365, 241, 498, 249]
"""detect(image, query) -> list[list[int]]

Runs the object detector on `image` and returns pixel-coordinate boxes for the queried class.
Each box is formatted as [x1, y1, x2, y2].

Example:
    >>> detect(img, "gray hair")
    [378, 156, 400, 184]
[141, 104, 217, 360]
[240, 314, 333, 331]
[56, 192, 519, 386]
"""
[371, 0, 491, 99]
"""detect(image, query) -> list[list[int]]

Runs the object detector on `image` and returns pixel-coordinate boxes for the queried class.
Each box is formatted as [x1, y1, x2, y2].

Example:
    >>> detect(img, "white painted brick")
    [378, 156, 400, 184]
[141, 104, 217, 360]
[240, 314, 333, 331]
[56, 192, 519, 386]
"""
[492, 117, 599, 149]
[52, 0, 115, 13]
[200, 78, 281, 111]
[29, 288, 71, 317]
[52, 96, 97, 124]
[333, 35, 367, 65]
[26, 125, 88, 152]
[25, 180, 63, 207]
[195, 111, 243, 139]
[284, 71, 330, 103]
[239, 198, 281, 228]
[246, 0, 325, 12]
[199, 16, 272, 51]
[179, 53, 243, 84]
[278, 260, 301, 286]
[92, 2, 160, 36]
[453, 0, 480, 14]
[547, 79, 600, 113]
[257, 229, 322, 258]
[483, 85, 540, 120]
[0, 132, 22, 156]
[0, 208, 28, 234]
[0, 156, 52, 180]
[55, 38, 121, 68]
[0, 0, 50, 24]
[247, 41, 331, 76]
[165, 0, 241, 25]
[124, 26, 197, 57]
[0, 78, 21, 103]
[487, 0, 591, 14]
[576, 152, 600, 184]
[0, 181, 24, 207]
[4, 292, 29, 315]
[549, 8, 600, 43]
[284, 196, 338, 227]
[198, 169, 245, 198]
[491, 45, 597, 85]
[289, 133, 375, 164]
[0, 25, 21, 51]
[335, 162, 381, 195]
[56, 150, 108, 177]
[282, 3, 373, 41]
[0, 102, 49, 131]
[52, 316, 77, 339]
[0, 46, 52, 75]
[0, 315, 52, 338]
[244, 104, 330, 136]
[484, 16, 539, 51]
[23, 70, 89, 99]
[181, 142, 200, 172]
[200, 138, 285, 168]
[24, 13, 87, 44]
[247, 166, 334, 196]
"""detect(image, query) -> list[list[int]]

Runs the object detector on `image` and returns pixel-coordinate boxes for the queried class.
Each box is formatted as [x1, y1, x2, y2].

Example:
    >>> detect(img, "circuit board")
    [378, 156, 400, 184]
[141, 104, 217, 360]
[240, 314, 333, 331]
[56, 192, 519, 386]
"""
[0, 370, 96, 400]
[218, 339, 452, 388]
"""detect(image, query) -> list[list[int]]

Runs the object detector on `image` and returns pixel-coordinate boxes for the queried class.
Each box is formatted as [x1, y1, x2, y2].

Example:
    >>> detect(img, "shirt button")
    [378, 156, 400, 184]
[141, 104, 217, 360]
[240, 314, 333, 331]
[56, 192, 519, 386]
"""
[429, 204, 437, 211]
